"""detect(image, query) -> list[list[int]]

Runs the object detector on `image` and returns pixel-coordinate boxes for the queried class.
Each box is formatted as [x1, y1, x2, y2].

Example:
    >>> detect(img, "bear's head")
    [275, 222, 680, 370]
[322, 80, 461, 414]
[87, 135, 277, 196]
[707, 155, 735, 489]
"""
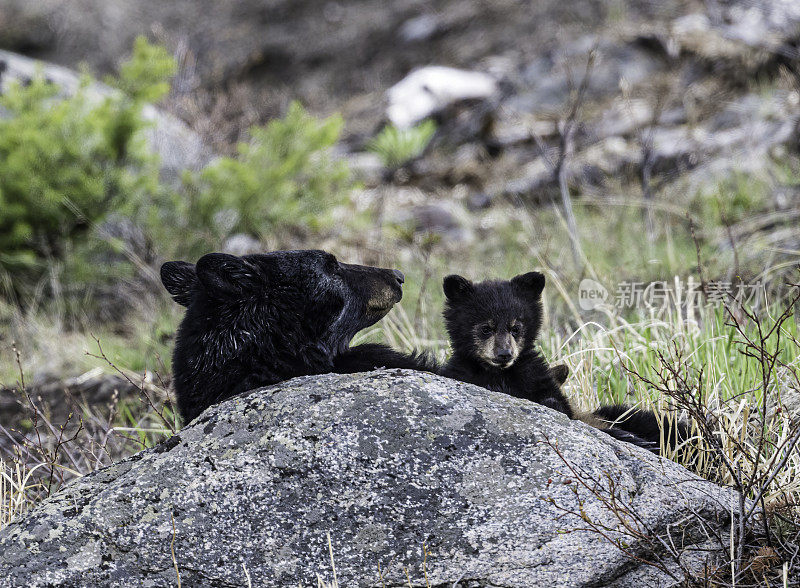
[161, 250, 405, 422]
[442, 271, 545, 370]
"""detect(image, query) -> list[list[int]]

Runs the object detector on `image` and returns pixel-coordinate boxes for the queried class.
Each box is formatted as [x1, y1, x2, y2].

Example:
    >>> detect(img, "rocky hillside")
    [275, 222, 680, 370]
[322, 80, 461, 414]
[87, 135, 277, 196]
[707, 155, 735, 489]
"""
[0, 372, 742, 587]
[6, 0, 798, 270]
[3, 1, 799, 268]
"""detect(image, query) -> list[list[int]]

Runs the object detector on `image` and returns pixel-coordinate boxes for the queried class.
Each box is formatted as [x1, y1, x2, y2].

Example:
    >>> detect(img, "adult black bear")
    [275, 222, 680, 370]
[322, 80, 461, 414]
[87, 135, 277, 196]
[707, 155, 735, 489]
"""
[439, 272, 686, 453]
[161, 250, 405, 423]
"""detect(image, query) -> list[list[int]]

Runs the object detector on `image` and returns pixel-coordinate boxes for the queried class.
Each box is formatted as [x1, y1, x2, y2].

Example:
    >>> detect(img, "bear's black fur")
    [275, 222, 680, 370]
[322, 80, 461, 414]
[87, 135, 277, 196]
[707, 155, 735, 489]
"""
[161, 250, 406, 423]
[549, 363, 570, 386]
[439, 272, 686, 453]
[333, 343, 437, 374]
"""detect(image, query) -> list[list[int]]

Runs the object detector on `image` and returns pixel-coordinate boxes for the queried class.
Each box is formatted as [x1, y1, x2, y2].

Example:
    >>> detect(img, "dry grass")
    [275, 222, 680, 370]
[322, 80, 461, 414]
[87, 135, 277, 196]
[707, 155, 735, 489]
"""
[0, 458, 43, 529]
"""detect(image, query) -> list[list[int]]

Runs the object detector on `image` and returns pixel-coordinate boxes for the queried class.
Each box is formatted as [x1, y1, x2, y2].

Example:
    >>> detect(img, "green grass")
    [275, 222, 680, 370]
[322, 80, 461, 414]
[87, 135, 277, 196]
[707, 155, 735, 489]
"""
[0, 459, 41, 530]
[0, 297, 180, 386]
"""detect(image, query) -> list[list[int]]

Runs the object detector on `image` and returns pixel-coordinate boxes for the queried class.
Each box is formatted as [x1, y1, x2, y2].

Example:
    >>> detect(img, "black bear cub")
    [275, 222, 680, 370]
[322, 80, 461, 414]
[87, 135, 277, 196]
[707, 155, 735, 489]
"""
[161, 250, 405, 423]
[440, 272, 685, 452]
[440, 272, 574, 416]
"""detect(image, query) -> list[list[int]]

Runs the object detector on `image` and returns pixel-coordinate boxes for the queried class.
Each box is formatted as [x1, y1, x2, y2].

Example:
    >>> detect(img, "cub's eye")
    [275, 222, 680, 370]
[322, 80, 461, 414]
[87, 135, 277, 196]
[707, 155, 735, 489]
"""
[479, 324, 493, 337]
[510, 324, 522, 337]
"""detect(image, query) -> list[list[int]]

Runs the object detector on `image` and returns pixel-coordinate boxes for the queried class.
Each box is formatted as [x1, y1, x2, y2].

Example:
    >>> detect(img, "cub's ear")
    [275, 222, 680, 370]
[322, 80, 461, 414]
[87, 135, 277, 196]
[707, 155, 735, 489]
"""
[511, 271, 545, 299]
[195, 253, 262, 299]
[443, 274, 474, 302]
[160, 261, 197, 307]
[549, 363, 570, 386]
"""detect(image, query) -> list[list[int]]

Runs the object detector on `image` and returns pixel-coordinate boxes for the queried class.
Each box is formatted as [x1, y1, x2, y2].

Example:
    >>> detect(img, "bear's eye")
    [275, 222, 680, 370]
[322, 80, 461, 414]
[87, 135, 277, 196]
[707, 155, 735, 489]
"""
[510, 324, 522, 337]
[479, 324, 493, 337]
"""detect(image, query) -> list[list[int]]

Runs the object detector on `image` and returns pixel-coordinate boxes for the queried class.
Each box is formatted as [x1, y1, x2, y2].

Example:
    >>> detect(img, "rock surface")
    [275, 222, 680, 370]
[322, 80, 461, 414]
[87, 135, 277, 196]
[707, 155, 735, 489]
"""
[0, 371, 740, 587]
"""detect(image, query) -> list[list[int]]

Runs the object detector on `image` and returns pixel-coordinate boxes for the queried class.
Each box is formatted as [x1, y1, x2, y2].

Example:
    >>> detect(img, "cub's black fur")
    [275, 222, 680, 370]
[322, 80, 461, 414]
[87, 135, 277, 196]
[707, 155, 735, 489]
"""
[439, 272, 686, 453]
[591, 405, 690, 453]
[161, 250, 405, 423]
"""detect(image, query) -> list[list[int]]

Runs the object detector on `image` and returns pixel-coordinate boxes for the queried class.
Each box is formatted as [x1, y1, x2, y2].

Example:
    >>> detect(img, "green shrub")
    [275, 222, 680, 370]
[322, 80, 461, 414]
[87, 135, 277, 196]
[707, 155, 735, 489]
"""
[367, 120, 436, 168]
[0, 40, 358, 299]
[182, 101, 354, 244]
[0, 79, 156, 274]
[0, 37, 175, 289]
[107, 36, 176, 103]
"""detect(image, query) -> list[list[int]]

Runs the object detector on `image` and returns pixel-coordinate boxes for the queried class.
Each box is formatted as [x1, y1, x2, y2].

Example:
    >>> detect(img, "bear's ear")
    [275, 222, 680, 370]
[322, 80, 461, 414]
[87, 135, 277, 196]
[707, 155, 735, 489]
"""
[195, 253, 262, 299]
[511, 271, 545, 299]
[443, 274, 474, 302]
[160, 261, 197, 307]
[550, 363, 570, 386]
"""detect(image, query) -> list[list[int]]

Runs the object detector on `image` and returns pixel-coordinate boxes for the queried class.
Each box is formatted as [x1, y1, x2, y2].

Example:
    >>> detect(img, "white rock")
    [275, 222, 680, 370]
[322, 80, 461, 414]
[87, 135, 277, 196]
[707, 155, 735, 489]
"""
[386, 66, 498, 128]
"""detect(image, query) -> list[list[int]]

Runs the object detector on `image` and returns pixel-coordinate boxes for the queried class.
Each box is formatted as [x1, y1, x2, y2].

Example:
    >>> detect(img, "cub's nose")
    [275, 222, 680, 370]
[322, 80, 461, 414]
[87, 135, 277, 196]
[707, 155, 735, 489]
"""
[496, 349, 513, 363]
[391, 269, 405, 285]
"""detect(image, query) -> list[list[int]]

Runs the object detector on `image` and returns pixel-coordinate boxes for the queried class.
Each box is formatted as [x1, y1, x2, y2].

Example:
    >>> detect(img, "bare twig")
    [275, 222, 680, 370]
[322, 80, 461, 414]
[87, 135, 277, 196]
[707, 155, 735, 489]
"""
[554, 49, 596, 268]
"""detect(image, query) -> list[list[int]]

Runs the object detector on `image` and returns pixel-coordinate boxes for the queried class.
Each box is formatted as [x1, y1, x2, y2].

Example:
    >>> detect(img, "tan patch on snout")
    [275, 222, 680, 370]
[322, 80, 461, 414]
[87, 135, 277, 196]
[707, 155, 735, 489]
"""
[494, 333, 520, 367]
[366, 279, 402, 314]
[473, 324, 522, 368]
[504, 333, 521, 365]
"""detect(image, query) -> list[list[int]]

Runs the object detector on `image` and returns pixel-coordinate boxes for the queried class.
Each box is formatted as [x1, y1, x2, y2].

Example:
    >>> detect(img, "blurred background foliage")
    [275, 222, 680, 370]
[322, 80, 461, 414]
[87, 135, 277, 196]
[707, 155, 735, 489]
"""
[182, 101, 353, 245]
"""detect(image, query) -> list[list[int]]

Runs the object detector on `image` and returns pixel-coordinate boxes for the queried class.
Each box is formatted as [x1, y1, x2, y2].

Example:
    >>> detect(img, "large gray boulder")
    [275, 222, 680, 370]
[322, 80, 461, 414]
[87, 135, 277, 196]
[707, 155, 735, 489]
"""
[0, 371, 738, 587]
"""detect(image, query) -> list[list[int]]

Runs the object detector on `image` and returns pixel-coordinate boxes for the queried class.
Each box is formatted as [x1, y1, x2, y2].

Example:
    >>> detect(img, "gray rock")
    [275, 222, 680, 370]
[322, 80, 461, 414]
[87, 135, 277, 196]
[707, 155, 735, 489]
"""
[347, 151, 385, 187]
[498, 88, 799, 198]
[512, 37, 666, 115]
[0, 371, 741, 587]
[386, 197, 474, 243]
[593, 100, 686, 141]
[708, 1, 800, 56]
[647, 1, 800, 65]
[399, 14, 442, 43]
[467, 191, 494, 211]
